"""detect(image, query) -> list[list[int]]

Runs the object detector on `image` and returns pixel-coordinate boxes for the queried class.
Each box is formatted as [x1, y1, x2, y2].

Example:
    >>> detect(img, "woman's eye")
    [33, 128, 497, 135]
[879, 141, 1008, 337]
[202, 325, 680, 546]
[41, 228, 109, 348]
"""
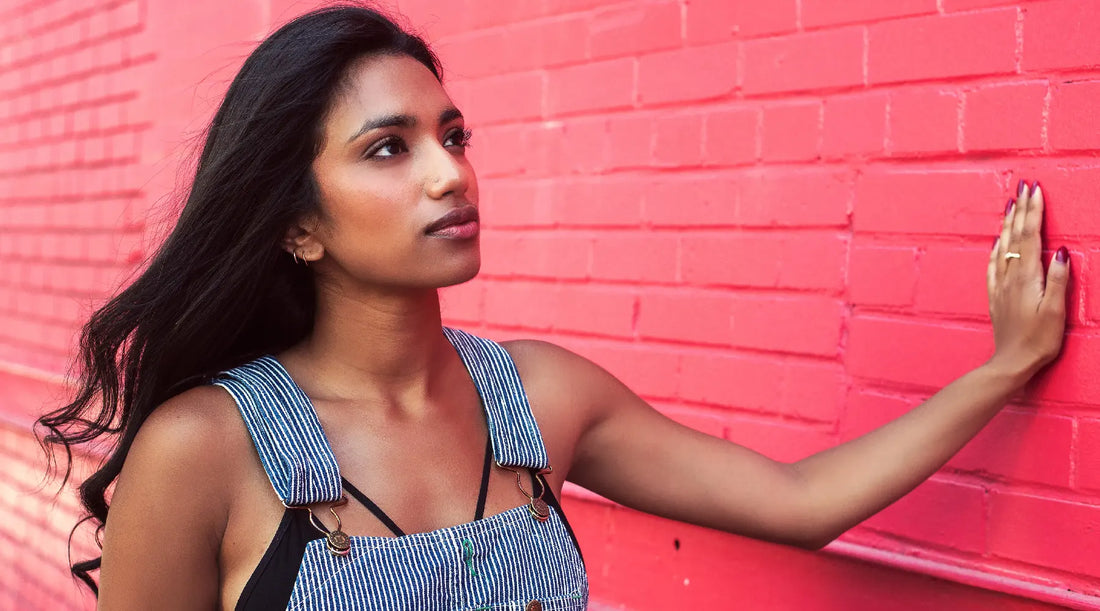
[444, 128, 473, 150]
[366, 138, 407, 159]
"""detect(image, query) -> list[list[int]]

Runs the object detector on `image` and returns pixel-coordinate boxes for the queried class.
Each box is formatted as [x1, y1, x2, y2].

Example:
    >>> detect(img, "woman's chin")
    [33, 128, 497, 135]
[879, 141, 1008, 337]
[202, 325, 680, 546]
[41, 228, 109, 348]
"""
[437, 257, 481, 288]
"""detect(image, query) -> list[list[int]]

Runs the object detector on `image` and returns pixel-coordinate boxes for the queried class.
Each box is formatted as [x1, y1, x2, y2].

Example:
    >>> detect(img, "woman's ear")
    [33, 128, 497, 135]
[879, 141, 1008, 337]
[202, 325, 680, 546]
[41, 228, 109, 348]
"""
[282, 216, 325, 264]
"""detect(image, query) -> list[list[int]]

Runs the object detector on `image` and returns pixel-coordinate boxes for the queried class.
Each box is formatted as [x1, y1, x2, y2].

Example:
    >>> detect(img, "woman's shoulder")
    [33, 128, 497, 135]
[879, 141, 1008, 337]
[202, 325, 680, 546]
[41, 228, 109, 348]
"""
[120, 384, 252, 502]
[500, 338, 620, 392]
[136, 384, 243, 451]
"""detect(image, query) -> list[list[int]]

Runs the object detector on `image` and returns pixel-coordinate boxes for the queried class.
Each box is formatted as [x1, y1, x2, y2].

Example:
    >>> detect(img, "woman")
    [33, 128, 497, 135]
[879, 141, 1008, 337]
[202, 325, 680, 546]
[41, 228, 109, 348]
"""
[39, 4, 1070, 610]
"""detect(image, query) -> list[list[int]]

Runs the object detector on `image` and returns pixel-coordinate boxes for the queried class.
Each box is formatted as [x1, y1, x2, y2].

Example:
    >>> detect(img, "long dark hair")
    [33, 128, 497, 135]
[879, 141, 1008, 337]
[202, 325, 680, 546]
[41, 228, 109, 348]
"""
[36, 4, 441, 593]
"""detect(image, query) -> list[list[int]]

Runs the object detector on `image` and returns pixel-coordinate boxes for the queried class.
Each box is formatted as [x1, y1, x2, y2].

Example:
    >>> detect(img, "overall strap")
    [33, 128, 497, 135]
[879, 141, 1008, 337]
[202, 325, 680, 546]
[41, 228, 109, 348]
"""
[443, 327, 550, 471]
[214, 356, 343, 507]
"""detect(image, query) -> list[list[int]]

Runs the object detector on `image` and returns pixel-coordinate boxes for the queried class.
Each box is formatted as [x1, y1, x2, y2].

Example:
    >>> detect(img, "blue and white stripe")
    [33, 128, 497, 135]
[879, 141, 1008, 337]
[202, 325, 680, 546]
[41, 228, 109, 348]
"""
[288, 506, 587, 610]
[215, 357, 343, 506]
[218, 327, 588, 609]
[442, 327, 550, 470]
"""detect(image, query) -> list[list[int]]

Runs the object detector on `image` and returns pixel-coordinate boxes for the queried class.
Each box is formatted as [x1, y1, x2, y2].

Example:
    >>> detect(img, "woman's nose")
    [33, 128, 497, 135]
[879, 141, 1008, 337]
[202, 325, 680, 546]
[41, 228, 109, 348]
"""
[423, 141, 470, 200]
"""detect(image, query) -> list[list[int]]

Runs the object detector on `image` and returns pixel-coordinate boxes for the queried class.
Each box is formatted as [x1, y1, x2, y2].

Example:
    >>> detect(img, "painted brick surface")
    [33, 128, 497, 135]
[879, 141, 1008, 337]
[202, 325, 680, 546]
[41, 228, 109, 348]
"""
[3, 1, 1100, 610]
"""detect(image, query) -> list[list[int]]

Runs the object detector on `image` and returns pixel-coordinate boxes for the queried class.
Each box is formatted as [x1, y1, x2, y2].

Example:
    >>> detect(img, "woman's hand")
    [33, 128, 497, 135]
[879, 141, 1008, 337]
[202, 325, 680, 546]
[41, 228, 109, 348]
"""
[987, 180, 1071, 384]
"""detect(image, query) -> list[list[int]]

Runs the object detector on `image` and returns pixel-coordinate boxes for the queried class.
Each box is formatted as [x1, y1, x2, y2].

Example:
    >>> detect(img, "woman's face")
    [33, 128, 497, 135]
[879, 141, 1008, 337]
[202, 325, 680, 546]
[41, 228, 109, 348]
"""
[305, 53, 480, 292]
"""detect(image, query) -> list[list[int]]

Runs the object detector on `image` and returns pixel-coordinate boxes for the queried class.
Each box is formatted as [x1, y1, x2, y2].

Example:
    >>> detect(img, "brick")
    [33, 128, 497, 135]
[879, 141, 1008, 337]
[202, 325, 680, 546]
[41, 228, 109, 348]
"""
[684, 0, 797, 43]
[761, 102, 820, 162]
[519, 122, 567, 177]
[461, 1, 543, 29]
[575, 341, 681, 399]
[457, 0, 539, 29]
[840, 389, 916, 442]
[964, 82, 1047, 152]
[440, 278, 483, 324]
[553, 286, 636, 338]
[1050, 81, 1100, 152]
[941, 0, 1029, 8]
[470, 125, 526, 178]
[679, 351, 784, 411]
[482, 280, 558, 330]
[508, 16, 592, 69]
[547, 58, 634, 116]
[681, 231, 846, 292]
[822, 93, 887, 158]
[949, 411, 1073, 487]
[557, 177, 645, 227]
[864, 478, 986, 552]
[645, 173, 739, 227]
[652, 113, 704, 168]
[638, 291, 732, 345]
[801, 0, 937, 28]
[1079, 419, 1100, 492]
[846, 316, 993, 388]
[989, 492, 1100, 578]
[742, 28, 864, 96]
[1027, 332, 1100, 405]
[638, 43, 739, 106]
[1009, 164, 1100, 238]
[849, 244, 918, 307]
[465, 71, 544, 124]
[590, 233, 678, 283]
[887, 88, 959, 155]
[1088, 249, 1100, 323]
[479, 231, 590, 280]
[589, 2, 681, 60]
[479, 178, 556, 228]
[737, 168, 852, 228]
[854, 169, 1004, 236]
[869, 10, 1017, 84]
[605, 113, 654, 170]
[914, 246, 991, 318]
[729, 295, 843, 356]
[559, 117, 609, 174]
[441, 17, 590, 77]
[703, 107, 759, 166]
[1023, 0, 1100, 71]
[780, 362, 845, 422]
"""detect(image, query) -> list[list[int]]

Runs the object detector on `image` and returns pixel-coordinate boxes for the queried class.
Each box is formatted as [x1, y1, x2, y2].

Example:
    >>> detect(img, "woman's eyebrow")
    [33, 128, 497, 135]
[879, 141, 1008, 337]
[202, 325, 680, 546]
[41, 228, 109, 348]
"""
[347, 107, 464, 144]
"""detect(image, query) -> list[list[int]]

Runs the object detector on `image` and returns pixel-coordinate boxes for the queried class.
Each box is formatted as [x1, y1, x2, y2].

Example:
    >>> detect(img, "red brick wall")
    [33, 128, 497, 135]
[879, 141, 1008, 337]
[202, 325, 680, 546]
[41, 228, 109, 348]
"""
[2, 0, 1099, 609]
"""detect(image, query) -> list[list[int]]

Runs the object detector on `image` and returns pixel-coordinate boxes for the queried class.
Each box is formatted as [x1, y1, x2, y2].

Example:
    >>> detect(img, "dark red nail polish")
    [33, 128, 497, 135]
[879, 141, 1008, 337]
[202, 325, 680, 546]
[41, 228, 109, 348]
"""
[1004, 199, 1014, 215]
[1017, 179, 1027, 197]
[1056, 246, 1069, 263]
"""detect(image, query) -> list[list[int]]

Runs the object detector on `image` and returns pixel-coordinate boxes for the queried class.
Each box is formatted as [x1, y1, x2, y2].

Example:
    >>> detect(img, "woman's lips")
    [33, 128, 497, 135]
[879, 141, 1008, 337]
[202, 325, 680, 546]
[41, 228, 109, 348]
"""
[425, 205, 479, 239]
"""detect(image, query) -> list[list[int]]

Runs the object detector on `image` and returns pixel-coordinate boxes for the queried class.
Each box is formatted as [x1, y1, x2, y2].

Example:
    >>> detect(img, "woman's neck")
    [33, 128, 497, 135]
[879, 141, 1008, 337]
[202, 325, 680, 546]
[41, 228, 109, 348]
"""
[282, 283, 455, 411]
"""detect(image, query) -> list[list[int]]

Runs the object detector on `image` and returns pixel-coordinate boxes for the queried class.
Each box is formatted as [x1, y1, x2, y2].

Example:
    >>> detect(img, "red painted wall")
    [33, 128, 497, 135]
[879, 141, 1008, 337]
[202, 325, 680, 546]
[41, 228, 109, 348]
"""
[1, 0, 1098, 609]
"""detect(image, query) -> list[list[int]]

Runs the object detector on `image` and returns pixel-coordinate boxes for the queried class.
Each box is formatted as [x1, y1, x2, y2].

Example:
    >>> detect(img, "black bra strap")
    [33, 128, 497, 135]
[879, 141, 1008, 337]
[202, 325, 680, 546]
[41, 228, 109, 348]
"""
[474, 434, 493, 520]
[341, 433, 495, 537]
[341, 478, 407, 537]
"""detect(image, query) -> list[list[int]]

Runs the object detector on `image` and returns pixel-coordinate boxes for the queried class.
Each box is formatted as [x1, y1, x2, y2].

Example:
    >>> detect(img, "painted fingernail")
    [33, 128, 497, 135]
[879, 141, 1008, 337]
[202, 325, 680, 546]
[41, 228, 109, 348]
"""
[1004, 199, 1014, 216]
[1017, 179, 1028, 198]
[1034, 181, 1042, 197]
[1056, 246, 1069, 263]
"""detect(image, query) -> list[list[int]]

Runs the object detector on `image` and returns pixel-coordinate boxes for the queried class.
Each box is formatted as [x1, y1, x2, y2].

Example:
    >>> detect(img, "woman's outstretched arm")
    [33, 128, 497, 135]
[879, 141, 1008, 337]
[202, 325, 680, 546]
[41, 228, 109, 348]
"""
[543, 182, 1069, 549]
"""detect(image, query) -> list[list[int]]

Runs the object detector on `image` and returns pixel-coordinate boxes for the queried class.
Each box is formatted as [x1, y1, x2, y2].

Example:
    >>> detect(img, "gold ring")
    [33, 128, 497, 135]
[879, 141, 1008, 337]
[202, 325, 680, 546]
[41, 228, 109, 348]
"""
[1004, 252, 1022, 260]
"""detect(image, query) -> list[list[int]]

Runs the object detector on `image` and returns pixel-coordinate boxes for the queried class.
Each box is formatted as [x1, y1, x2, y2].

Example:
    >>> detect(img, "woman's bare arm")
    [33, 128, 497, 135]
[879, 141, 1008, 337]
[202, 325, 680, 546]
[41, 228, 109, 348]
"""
[98, 386, 235, 610]
[558, 183, 1068, 549]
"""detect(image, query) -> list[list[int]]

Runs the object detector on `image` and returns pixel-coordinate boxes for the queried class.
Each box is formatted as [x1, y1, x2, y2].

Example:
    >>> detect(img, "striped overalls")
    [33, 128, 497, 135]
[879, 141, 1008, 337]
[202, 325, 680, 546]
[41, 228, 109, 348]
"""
[215, 327, 590, 610]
